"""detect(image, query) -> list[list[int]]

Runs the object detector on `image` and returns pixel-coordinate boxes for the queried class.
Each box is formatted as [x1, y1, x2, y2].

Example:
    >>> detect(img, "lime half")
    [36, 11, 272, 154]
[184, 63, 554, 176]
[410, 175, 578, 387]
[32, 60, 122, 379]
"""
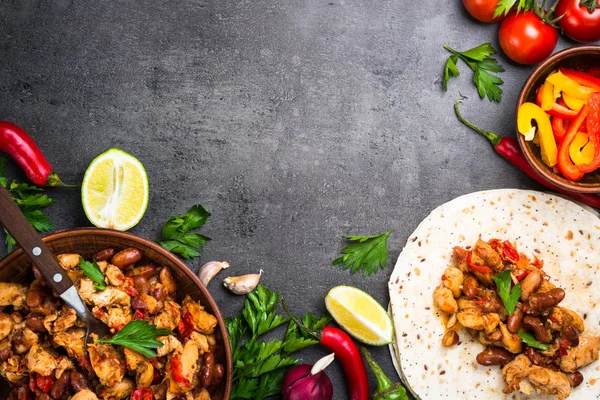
[81, 148, 149, 231]
[325, 285, 394, 346]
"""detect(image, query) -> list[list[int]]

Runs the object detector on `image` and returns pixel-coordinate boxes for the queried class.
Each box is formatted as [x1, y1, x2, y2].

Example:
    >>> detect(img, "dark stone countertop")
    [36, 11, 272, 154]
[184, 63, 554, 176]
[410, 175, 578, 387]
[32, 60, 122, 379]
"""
[0, 0, 582, 398]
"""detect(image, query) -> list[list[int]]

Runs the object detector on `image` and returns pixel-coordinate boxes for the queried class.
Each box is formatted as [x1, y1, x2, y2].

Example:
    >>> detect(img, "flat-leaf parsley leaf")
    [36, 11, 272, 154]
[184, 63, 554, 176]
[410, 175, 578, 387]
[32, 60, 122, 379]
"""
[158, 204, 211, 259]
[493, 270, 522, 316]
[333, 229, 392, 276]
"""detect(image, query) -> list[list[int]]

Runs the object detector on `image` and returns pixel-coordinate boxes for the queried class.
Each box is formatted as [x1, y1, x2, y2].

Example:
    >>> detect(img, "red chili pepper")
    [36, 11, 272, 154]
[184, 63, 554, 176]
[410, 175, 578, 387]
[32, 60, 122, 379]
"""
[577, 93, 600, 174]
[560, 68, 600, 91]
[558, 337, 571, 357]
[283, 301, 369, 400]
[36, 376, 53, 393]
[130, 388, 153, 400]
[558, 105, 589, 181]
[177, 312, 194, 340]
[500, 241, 520, 263]
[0, 121, 70, 187]
[454, 100, 600, 209]
[124, 286, 138, 297]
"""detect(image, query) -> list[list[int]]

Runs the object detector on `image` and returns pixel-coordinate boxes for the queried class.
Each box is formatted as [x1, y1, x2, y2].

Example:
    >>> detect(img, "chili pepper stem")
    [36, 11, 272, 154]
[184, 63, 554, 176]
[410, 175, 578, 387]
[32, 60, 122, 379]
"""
[46, 172, 79, 188]
[281, 298, 321, 341]
[454, 100, 502, 147]
[360, 347, 393, 391]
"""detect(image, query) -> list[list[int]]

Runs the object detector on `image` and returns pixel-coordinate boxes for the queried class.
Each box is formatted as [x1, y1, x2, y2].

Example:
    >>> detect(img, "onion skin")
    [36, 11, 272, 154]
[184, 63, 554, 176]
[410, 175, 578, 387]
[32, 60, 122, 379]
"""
[282, 364, 333, 400]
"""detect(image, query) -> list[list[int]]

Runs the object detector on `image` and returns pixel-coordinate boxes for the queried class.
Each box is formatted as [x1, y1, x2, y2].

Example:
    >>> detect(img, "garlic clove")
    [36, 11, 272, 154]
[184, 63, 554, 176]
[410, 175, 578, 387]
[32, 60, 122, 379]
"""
[223, 270, 262, 295]
[198, 261, 230, 286]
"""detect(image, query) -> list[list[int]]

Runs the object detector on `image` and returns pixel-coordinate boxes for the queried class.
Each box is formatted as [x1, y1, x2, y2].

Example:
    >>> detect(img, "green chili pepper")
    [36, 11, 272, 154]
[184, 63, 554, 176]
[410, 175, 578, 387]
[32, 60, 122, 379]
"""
[360, 347, 408, 400]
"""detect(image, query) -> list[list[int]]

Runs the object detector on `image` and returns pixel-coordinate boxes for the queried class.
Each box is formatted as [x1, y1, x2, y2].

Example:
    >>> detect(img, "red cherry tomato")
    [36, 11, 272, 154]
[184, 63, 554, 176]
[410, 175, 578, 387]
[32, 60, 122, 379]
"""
[498, 11, 558, 65]
[556, 0, 600, 43]
[462, 0, 505, 22]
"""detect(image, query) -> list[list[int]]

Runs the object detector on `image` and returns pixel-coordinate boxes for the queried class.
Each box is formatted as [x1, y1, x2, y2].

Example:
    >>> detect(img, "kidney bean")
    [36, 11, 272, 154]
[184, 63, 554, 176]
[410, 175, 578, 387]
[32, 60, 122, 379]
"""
[519, 270, 542, 301]
[32, 266, 43, 281]
[507, 307, 525, 333]
[70, 371, 91, 391]
[153, 382, 168, 400]
[93, 248, 116, 262]
[562, 325, 580, 347]
[528, 288, 565, 313]
[199, 352, 216, 387]
[110, 248, 142, 269]
[524, 346, 545, 365]
[25, 314, 47, 333]
[462, 276, 481, 299]
[50, 371, 70, 399]
[0, 345, 11, 362]
[566, 371, 584, 387]
[482, 329, 502, 342]
[160, 267, 176, 294]
[442, 330, 459, 347]
[522, 316, 552, 343]
[149, 286, 167, 302]
[210, 364, 224, 388]
[37, 394, 52, 400]
[131, 276, 150, 294]
[476, 347, 515, 366]
[26, 284, 46, 308]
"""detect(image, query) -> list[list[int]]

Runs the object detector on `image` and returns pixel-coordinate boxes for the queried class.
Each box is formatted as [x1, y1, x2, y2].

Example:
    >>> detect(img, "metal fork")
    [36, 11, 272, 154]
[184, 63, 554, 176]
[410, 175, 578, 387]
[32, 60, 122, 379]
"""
[0, 185, 110, 393]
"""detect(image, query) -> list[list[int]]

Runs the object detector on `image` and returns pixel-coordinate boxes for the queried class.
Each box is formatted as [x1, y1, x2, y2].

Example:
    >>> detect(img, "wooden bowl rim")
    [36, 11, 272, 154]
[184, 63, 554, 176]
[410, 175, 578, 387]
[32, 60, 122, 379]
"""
[0, 227, 232, 398]
[516, 45, 600, 193]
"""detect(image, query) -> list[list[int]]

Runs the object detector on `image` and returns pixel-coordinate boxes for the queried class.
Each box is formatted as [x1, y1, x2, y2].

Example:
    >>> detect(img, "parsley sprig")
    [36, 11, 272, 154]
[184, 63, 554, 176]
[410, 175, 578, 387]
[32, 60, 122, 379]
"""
[79, 257, 106, 290]
[493, 270, 522, 316]
[157, 204, 211, 259]
[0, 159, 54, 252]
[494, 0, 535, 18]
[443, 43, 505, 103]
[227, 285, 330, 400]
[95, 320, 173, 358]
[518, 329, 550, 351]
[333, 229, 392, 276]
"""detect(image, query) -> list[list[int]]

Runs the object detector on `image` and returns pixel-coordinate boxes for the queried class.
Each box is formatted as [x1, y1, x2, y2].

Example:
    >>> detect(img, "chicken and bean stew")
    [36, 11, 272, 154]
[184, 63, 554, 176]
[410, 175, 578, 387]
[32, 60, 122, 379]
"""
[0, 247, 224, 400]
[434, 238, 599, 399]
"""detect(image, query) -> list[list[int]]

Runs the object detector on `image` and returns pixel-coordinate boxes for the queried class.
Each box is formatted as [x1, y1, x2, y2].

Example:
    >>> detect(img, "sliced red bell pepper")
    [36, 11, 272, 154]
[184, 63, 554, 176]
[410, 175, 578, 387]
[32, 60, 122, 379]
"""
[551, 116, 568, 142]
[547, 102, 578, 119]
[557, 104, 590, 181]
[578, 93, 600, 174]
[467, 250, 491, 274]
[515, 269, 531, 282]
[589, 67, 600, 79]
[560, 68, 600, 91]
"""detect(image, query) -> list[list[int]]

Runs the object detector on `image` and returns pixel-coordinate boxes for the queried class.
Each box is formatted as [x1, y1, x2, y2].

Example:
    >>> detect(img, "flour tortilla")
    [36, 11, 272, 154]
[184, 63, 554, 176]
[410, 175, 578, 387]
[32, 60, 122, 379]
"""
[388, 189, 600, 399]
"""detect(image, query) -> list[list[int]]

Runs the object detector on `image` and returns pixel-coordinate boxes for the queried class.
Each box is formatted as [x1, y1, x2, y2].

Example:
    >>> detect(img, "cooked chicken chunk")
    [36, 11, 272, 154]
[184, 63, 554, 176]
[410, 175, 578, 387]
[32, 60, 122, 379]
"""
[71, 390, 99, 400]
[78, 278, 131, 308]
[433, 286, 458, 314]
[133, 293, 160, 315]
[1, 355, 27, 383]
[57, 253, 81, 270]
[105, 264, 126, 287]
[546, 307, 585, 333]
[189, 389, 211, 400]
[106, 306, 132, 330]
[559, 335, 600, 373]
[160, 267, 177, 294]
[189, 332, 210, 354]
[471, 239, 504, 272]
[442, 266, 463, 298]
[101, 377, 135, 399]
[55, 356, 74, 379]
[169, 340, 200, 394]
[0, 313, 14, 341]
[157, 335, 183, 357]
[123, 348, 154, 388]
[0, 283, 27, 309]
[52, 328, 86, 358]
[26, 343, 57, 376]
[499, 322, 522, 354]
[44, 304, 77, 334]
[457, 309, 485, 330]
[503, 354, 571, 400]
[154, 301, 181, 331]
[11, 326, 38, 354]
[88, 341, 126, 387]
[452, 246, 469, 272]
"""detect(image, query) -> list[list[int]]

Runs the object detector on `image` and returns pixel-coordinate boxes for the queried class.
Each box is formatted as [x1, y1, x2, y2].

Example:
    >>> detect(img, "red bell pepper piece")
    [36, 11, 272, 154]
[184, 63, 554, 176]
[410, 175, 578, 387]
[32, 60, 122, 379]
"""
[36, 376, 54, 393]
[578, 93, 600, 174]
[130, 389, 153, 400]
[547, 102, 579, 119]
[560, 68, 600, 91]
[467, 251, 491, 274]
[557, 105, 590, 181]
[589, 67, 600, 78]
[551, 116, 568, 143]
[515, 269, 531, 282]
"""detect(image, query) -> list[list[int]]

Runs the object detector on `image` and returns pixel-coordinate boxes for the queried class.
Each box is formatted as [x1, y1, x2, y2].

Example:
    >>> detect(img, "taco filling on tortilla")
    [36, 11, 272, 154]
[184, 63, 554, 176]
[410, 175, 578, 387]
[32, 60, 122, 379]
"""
[388, 189, 600, 400]
[434, 237, 599, 399]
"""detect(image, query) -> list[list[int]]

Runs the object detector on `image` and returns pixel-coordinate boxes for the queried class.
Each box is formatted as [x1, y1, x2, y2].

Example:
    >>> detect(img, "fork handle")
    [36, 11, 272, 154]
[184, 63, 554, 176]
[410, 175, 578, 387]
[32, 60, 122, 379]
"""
[0, 184, 72, 294]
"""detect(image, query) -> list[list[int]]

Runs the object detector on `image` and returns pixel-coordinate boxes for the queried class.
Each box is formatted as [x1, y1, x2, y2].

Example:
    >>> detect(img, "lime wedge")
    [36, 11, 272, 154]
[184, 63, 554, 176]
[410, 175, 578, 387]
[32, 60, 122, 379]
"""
[81, 148, 149, 231]
[325, 285, 394, 346]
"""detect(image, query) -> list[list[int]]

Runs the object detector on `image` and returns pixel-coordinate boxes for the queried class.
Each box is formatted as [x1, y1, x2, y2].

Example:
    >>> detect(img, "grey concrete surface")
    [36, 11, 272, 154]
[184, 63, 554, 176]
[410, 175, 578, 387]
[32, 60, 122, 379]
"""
[0, 0, 584, 398]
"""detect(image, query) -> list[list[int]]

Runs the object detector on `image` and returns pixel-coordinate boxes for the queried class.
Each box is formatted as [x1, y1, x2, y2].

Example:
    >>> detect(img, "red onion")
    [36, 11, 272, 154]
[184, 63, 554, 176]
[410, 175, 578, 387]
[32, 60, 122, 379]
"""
[282, 353, 335, 400]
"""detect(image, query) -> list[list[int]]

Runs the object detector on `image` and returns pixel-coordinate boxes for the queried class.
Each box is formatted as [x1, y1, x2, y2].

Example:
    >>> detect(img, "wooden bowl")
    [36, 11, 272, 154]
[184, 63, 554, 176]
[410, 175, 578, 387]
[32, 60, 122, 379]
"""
[516, 45, 600, 193]
[0, 228, 232, 399]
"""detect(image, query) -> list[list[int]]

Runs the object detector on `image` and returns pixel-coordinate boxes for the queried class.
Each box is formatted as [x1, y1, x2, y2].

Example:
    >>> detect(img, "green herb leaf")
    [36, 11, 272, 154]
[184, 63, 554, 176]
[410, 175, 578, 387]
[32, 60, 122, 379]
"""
[78, 257, 106, 291]
[494, 0, 535, 17]
[493, 270, 522, 316]
[157, 204, 211, 259]
[254, 369, 287, 400]
[243, 285, 288, 338]
[231, 378, 259, 399]
[518, 330, 550, 350]
[333, 229, 392, 276]
[95, 320, 173, 358]
[443, 44, 505, 102]
[0, 159, 7, 188]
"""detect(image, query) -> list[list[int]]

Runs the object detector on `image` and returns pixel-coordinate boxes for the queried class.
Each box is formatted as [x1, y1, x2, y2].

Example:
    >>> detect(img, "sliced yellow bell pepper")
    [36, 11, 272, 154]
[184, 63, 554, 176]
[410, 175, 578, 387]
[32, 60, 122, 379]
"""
[563, 93, 585, 112]
[546, 71, 599, 100]
[517, 102, 557, 167]
[539, 81, 555, 111]
[569, 131, 595, 165]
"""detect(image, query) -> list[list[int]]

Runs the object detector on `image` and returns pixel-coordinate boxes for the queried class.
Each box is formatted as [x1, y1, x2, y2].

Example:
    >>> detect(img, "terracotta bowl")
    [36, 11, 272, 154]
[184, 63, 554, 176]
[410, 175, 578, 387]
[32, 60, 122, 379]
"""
[517, 45, 600, 193]
[0, 228, 232, 399]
